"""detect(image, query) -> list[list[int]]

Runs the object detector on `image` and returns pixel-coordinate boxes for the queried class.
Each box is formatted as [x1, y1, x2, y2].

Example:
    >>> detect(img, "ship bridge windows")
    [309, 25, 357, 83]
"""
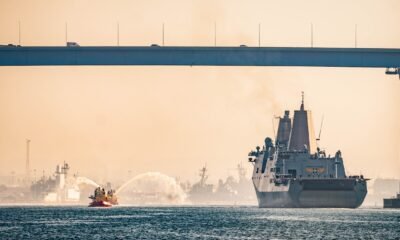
[305, 167, 325, 174]
[288, 169, 297, 178]
[269, 168, 281, 174]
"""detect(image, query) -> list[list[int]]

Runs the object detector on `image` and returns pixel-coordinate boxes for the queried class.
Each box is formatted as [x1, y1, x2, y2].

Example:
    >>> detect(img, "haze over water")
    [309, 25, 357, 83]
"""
[0, 0, 399, 183]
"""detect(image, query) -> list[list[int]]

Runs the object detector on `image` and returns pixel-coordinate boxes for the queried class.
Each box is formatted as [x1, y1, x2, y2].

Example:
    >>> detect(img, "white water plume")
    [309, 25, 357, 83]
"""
[75, 177, 100, 188]
[116, 172, 186, 205]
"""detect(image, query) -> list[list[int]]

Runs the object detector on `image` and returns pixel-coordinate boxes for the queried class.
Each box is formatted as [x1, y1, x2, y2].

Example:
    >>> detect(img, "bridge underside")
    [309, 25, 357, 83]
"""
[0, 47, 399, 76]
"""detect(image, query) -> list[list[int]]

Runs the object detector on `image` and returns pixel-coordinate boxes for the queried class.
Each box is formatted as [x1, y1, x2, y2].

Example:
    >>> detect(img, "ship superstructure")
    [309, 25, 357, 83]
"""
[249, 94, 368, 208]
[187, 166, 213, 203]
[186, 164, 255, 204]
[31, 162, 81, 203]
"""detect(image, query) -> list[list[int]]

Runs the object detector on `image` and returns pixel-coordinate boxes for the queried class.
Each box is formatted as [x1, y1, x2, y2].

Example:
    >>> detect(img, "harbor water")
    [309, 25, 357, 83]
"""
[0, 206, 399, 239]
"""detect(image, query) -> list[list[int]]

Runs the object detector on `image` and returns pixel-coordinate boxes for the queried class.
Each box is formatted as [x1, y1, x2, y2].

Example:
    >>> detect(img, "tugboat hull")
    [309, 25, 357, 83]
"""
[88, 200, 113, 207]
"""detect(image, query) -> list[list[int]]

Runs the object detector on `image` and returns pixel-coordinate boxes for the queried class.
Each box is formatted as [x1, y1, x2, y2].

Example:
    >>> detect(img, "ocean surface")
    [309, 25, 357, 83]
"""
[0, 206, 399, 239]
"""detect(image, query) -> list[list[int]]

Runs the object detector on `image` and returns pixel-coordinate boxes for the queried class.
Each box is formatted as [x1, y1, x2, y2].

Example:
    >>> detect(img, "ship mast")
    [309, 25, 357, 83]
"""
[199, 165, 208, 187]
[26, 139, 31, 184]
[237, 163, 246, 181]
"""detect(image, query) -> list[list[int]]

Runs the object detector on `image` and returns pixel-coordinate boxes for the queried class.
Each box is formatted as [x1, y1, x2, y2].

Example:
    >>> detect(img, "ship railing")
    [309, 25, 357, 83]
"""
[274, 178, 289, 185]
[275, 174, 293, 178]
[347, 175, 364, 179]
[274, 174, 293, 185]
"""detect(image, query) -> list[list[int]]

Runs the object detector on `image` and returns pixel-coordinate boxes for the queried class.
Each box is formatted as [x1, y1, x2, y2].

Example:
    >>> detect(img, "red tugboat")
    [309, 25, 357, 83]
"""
[88, 187, 118, 207]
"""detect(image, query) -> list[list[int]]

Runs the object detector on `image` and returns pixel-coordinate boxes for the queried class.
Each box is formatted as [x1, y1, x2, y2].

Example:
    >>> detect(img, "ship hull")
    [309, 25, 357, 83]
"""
[255, 179, 367, 208]
[88, 200, 113, 207]
[383, 199, 400, 208]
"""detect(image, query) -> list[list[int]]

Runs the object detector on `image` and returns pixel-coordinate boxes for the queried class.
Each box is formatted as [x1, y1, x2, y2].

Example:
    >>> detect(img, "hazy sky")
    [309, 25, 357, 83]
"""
[0, 0, 399, 183]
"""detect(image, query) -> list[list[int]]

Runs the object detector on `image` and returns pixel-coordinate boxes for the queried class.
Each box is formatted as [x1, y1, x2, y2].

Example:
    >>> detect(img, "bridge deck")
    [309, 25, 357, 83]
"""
[0, 46, 399, 67]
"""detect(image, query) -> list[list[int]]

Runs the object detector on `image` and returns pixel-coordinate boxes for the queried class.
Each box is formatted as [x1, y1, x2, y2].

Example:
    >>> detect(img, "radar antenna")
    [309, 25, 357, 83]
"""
[199, 164, 208, 186]
[316, 115, 324, 141]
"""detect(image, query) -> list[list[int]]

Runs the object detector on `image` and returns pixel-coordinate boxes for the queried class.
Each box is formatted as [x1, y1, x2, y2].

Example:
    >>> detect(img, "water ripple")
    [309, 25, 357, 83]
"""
[0, 206, 399, 239]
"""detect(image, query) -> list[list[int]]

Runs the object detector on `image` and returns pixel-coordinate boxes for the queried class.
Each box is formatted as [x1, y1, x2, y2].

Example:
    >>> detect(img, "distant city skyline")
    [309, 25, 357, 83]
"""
[0, 0, 399, 183]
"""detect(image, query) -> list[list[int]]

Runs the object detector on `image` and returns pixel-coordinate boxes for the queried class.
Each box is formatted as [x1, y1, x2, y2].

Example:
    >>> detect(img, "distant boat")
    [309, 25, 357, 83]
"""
[88, 187, 118, 207]
[383, 184, 400, 208]
[187, 166, 214, 204]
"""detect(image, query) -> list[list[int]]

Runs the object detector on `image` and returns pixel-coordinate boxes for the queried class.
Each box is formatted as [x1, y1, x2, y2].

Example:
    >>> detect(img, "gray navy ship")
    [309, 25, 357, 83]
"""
[383, 184, 400, 208]
[383, 193, 400, 208]
[248, 94, 368, 208]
